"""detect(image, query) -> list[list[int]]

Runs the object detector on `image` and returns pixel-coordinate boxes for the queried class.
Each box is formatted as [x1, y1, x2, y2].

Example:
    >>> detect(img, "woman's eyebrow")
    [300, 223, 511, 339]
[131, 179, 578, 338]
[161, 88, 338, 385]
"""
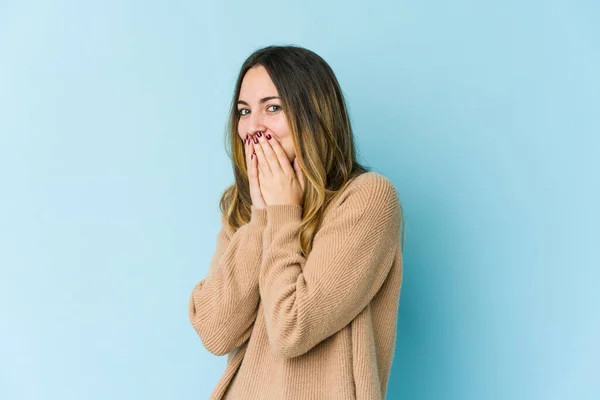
[237, 96, 280, 106]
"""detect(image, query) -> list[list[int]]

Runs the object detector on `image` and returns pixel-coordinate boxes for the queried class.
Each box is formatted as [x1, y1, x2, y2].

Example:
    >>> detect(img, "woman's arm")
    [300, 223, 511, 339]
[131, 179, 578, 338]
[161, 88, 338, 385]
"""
[258, 175, 401, 358]
[188, 205, 266, 356]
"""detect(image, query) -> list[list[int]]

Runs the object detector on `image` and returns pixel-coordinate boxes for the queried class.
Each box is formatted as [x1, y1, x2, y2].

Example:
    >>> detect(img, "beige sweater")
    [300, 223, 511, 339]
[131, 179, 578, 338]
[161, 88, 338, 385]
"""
[189, 171, 403, 399]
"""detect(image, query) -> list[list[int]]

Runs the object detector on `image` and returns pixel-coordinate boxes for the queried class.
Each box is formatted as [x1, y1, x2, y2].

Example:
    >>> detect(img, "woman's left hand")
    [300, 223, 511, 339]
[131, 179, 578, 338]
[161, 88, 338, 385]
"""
[253, 132, 306, 207]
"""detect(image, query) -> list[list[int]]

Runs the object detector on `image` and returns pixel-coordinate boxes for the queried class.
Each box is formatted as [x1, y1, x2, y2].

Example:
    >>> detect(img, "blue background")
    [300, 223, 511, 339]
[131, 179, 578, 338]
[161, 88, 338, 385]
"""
[1, 0, 598, 399]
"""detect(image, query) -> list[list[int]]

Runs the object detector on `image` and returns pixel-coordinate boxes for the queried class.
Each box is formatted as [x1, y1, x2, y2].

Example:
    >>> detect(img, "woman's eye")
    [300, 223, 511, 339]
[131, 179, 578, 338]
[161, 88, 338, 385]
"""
[238, 105, 279, 116]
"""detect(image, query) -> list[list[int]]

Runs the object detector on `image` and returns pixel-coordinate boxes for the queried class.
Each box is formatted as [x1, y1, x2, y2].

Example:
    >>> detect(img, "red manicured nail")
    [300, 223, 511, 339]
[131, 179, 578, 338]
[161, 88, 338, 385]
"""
[266, 133, 272, 140]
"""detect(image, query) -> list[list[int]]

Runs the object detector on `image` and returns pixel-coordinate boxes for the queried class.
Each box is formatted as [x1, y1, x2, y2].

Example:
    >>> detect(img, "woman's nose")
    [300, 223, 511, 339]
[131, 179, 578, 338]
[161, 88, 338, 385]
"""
[248, 112, 267, 134]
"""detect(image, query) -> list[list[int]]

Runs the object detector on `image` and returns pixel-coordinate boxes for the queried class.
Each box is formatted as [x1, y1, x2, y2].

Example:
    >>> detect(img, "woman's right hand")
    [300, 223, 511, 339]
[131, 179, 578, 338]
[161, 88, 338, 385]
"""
[245, 134, 266, 210]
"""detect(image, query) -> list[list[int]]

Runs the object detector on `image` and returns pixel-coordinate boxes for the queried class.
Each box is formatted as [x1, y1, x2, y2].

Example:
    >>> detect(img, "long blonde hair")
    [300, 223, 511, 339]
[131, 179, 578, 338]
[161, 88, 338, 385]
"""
[220, 45, 402, 256]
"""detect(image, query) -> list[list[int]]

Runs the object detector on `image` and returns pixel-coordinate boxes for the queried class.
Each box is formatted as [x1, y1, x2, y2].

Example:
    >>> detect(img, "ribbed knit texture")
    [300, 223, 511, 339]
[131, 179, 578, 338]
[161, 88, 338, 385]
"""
[189, 171, 403, 400]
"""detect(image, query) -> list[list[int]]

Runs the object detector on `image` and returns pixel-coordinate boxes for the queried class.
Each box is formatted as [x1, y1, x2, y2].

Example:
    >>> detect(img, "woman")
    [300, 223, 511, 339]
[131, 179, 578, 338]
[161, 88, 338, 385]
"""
[188, 45, 405, 400]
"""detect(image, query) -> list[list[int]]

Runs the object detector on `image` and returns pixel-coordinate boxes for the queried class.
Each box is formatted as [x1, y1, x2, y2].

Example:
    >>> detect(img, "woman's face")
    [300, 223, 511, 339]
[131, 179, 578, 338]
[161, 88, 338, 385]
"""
[237, 65, 295, 163]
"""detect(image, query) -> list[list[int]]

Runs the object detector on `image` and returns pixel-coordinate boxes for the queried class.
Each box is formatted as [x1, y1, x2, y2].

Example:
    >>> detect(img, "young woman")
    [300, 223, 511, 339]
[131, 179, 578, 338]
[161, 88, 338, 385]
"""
[188, 45, 405, 400]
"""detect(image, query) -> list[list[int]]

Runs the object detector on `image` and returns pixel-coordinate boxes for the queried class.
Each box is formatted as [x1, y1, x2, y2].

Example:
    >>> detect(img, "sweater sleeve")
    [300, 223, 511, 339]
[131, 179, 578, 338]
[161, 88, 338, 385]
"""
[188, 205, 267, 356]
[258, 176, 401, 358]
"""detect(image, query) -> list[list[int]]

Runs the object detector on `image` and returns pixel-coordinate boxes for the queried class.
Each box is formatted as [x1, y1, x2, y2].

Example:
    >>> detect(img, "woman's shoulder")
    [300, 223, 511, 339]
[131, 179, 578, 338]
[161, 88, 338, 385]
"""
[317, 171, 401, 243]
[330, 171, 399, 216]
[342, 171, 398, 201]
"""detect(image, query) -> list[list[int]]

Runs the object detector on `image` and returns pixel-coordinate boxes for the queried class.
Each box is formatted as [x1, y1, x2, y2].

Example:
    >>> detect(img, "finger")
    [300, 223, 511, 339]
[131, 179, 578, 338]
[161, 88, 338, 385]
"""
[245, 135, 257, 182]
[261, 133, 295, 177]
[245, 135, 254, 171]
[250, 138, 263, 185]
[249, 138, 259, 181]
[253, 133, 271, 176]
[258, 132, 284, 176]
[244, 135, 250, 167]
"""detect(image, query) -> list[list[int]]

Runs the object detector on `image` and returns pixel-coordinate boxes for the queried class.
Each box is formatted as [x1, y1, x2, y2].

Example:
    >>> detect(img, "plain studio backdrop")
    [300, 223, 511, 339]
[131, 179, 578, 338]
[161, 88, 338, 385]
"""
[0, 1, 598, 399]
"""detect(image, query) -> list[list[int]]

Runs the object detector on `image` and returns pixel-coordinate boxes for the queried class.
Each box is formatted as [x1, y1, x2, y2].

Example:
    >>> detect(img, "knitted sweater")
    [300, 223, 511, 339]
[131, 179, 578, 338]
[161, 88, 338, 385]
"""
[188, 171, 403, 400]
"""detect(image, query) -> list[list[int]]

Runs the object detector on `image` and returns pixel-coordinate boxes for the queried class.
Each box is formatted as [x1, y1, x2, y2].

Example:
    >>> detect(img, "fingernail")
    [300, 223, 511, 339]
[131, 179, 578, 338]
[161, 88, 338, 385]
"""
[251, 153, 253, 159]
[256, 132, 263, 138]
[253, 137, 259, 144]
[266, 133, 272, 140]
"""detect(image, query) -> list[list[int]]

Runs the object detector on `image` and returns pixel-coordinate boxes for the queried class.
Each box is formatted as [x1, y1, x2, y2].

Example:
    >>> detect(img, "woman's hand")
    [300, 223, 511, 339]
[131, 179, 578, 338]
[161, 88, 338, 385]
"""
[245, 134, 266, 210]
[253, 131, 305, 207]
